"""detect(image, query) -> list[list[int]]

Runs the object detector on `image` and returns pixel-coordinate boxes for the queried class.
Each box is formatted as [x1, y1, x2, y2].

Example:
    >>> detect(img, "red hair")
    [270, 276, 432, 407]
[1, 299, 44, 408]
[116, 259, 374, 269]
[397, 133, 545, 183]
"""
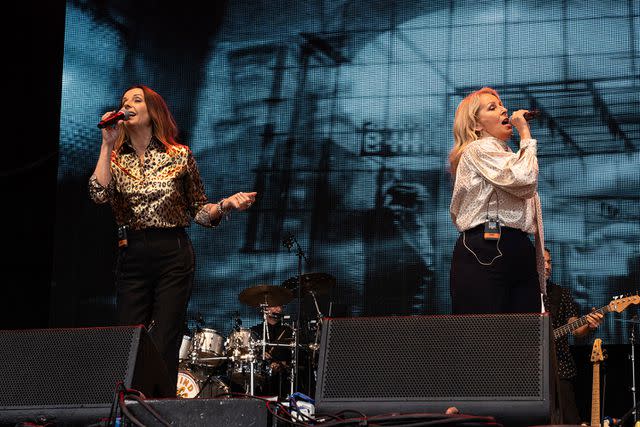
[114, 85, 182, 155]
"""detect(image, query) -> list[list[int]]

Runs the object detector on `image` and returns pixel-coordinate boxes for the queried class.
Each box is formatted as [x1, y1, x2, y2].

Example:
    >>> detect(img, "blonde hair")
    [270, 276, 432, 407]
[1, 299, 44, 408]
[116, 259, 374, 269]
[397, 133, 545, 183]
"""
[448, 87, 501, 176]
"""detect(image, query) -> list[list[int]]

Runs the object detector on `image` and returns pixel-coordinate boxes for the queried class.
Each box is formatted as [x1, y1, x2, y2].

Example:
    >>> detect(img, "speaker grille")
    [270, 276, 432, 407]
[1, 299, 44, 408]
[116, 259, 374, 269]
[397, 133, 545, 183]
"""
[0, 327, 140, 407]
[319, 314, 545, 401]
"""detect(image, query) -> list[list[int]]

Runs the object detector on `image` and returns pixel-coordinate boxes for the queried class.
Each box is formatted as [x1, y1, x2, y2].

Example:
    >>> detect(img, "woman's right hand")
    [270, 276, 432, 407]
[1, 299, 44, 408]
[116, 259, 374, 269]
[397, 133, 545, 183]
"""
[509, 109, 532, 140]
[100, 111, 122, 149]
[93, 111, 121, 187]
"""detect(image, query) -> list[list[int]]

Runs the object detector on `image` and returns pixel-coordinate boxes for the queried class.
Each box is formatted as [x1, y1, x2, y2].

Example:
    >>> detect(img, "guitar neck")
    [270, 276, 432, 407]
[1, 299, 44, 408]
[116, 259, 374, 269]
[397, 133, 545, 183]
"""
[553, 306, 610, 339]
[591, 363, 601, 427]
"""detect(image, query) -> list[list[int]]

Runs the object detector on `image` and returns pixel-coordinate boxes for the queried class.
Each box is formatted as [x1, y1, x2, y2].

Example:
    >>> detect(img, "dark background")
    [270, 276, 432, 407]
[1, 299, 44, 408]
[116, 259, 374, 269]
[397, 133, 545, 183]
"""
[3, 2, 64, 330]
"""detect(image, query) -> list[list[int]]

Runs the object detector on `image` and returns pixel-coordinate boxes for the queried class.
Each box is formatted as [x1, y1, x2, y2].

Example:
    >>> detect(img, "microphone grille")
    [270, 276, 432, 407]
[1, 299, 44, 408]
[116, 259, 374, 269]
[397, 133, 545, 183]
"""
[524, 109, 541, 121]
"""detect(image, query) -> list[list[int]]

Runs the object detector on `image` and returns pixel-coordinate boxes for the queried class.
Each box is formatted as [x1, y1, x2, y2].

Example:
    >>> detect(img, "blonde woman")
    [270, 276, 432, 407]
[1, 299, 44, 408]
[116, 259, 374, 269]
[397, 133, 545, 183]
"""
[448, 87, 543, 314]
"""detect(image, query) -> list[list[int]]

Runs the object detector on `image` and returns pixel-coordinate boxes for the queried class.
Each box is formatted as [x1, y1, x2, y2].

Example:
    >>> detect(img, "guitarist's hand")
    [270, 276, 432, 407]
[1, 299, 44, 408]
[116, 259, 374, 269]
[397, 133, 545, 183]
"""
[586, 309, 605, 330]
[573, 309, 604, 337]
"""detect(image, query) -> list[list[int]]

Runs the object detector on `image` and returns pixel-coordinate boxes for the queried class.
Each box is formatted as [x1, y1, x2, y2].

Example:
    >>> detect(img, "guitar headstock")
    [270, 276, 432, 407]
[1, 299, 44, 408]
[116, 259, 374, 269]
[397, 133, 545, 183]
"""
[608, 293, 640, 313]
[590, 338, 605, 363]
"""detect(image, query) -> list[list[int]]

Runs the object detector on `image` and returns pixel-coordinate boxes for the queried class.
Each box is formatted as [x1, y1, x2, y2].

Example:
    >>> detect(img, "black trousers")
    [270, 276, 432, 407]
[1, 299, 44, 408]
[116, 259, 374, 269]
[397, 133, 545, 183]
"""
[450, 225, 541, 314]
[115, 227, 195, 392]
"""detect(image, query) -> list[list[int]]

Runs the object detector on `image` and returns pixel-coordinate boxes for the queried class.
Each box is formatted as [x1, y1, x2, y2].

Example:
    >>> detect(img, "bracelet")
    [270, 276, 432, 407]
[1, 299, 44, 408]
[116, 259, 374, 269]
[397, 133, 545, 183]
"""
[217, 199, 231, 218]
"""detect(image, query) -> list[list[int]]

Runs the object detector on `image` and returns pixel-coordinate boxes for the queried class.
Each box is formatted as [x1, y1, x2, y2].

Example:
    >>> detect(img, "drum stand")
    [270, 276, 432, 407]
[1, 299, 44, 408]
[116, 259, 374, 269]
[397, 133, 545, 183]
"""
[248, 357, 257, 396]
[195, 371, 221, 399]
[229, 346, 260, 396]
[257, 334, 298, 397]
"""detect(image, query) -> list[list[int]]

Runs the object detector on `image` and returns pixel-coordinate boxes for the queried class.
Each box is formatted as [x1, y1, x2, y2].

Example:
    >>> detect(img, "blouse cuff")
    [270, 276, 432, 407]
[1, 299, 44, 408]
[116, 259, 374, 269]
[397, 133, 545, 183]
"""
[195, 205, 221, 228]
[519, 138, 537, 156]
[88, 175, 112, 203]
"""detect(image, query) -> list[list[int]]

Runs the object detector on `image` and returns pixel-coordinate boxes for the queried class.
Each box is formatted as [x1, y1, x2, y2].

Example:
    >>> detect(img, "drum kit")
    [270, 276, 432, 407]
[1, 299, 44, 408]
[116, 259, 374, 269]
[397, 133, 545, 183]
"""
[176, 272, 335, 399]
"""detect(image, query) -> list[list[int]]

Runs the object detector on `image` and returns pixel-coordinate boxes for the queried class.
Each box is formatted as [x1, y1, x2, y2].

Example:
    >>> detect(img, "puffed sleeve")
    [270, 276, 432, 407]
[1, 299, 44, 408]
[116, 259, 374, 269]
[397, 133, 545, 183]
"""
[462, 138, 538, 199]
[182, 149, 221, 228]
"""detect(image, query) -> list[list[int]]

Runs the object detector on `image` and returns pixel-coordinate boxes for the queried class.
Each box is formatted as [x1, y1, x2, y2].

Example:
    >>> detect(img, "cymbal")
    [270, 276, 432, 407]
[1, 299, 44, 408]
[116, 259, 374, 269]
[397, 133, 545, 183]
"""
[239, 285, 293, 307]
[282, 272, 336, 295]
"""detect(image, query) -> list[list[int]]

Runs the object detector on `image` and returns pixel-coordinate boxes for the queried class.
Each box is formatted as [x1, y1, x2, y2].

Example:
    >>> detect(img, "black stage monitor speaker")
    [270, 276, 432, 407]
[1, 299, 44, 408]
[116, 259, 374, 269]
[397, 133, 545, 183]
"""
[0, 325, 174, 425]
[126, 398, 270, 426]
[315, 313, 554, 427]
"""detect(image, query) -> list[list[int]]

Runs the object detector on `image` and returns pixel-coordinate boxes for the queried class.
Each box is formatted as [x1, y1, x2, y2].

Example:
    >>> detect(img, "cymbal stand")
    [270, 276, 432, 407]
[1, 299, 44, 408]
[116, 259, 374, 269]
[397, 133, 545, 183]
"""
[260, 302, 270, 359]
[282, 233, 307, 393]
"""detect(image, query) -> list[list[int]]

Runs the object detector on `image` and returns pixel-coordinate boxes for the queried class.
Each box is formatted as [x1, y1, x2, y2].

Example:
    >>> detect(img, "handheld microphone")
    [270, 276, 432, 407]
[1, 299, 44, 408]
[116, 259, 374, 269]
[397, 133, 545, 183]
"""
[523, 109, 541, 121]
[97, 110, 131, 129]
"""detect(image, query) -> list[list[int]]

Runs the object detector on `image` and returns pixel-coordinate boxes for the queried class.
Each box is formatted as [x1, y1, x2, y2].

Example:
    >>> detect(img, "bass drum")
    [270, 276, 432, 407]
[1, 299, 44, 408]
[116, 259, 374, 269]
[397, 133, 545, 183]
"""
[176, 367, 230, 399]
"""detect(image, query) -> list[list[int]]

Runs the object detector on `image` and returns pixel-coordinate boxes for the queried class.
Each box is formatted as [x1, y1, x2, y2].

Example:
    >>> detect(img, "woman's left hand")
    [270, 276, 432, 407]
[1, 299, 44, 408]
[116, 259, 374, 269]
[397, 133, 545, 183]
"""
[223, 191, 257, 211]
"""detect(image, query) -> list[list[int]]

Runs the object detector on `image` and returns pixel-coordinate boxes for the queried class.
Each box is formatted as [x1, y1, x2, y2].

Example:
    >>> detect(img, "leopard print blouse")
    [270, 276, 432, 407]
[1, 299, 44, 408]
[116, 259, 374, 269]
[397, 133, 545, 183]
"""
[89, 138, 215, 230]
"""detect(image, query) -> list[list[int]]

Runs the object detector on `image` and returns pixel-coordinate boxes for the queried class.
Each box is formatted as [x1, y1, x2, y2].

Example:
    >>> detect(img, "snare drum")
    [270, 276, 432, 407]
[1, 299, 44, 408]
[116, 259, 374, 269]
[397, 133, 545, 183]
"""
[176, 367, 230, 399]
[191, 328, 225, 367]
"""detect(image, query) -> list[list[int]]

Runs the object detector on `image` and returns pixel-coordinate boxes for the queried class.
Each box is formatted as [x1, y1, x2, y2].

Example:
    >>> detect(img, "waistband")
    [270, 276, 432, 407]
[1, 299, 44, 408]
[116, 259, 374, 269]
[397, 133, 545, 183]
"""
[125, 227, 187, 237]
[464, 224, 527, 236]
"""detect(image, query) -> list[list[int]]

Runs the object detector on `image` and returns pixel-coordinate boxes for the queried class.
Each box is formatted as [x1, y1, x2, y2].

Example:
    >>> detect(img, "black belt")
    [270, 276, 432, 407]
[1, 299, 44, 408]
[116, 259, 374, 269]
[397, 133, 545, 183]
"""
[126, 227, 186, 237]
[464, 224, 527, 235]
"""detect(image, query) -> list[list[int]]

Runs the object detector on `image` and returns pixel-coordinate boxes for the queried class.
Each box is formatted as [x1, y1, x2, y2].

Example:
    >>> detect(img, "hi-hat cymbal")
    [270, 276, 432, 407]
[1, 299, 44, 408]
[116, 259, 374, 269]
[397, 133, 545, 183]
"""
[282, 272, 336, 295]
[239, 285, 293, 307]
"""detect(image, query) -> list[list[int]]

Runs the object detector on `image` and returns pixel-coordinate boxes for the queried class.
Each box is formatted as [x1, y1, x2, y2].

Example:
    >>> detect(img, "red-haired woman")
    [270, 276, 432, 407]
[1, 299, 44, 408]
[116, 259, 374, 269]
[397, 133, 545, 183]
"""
[448, 87, 544, 314]
[89, 85, 256, 391]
